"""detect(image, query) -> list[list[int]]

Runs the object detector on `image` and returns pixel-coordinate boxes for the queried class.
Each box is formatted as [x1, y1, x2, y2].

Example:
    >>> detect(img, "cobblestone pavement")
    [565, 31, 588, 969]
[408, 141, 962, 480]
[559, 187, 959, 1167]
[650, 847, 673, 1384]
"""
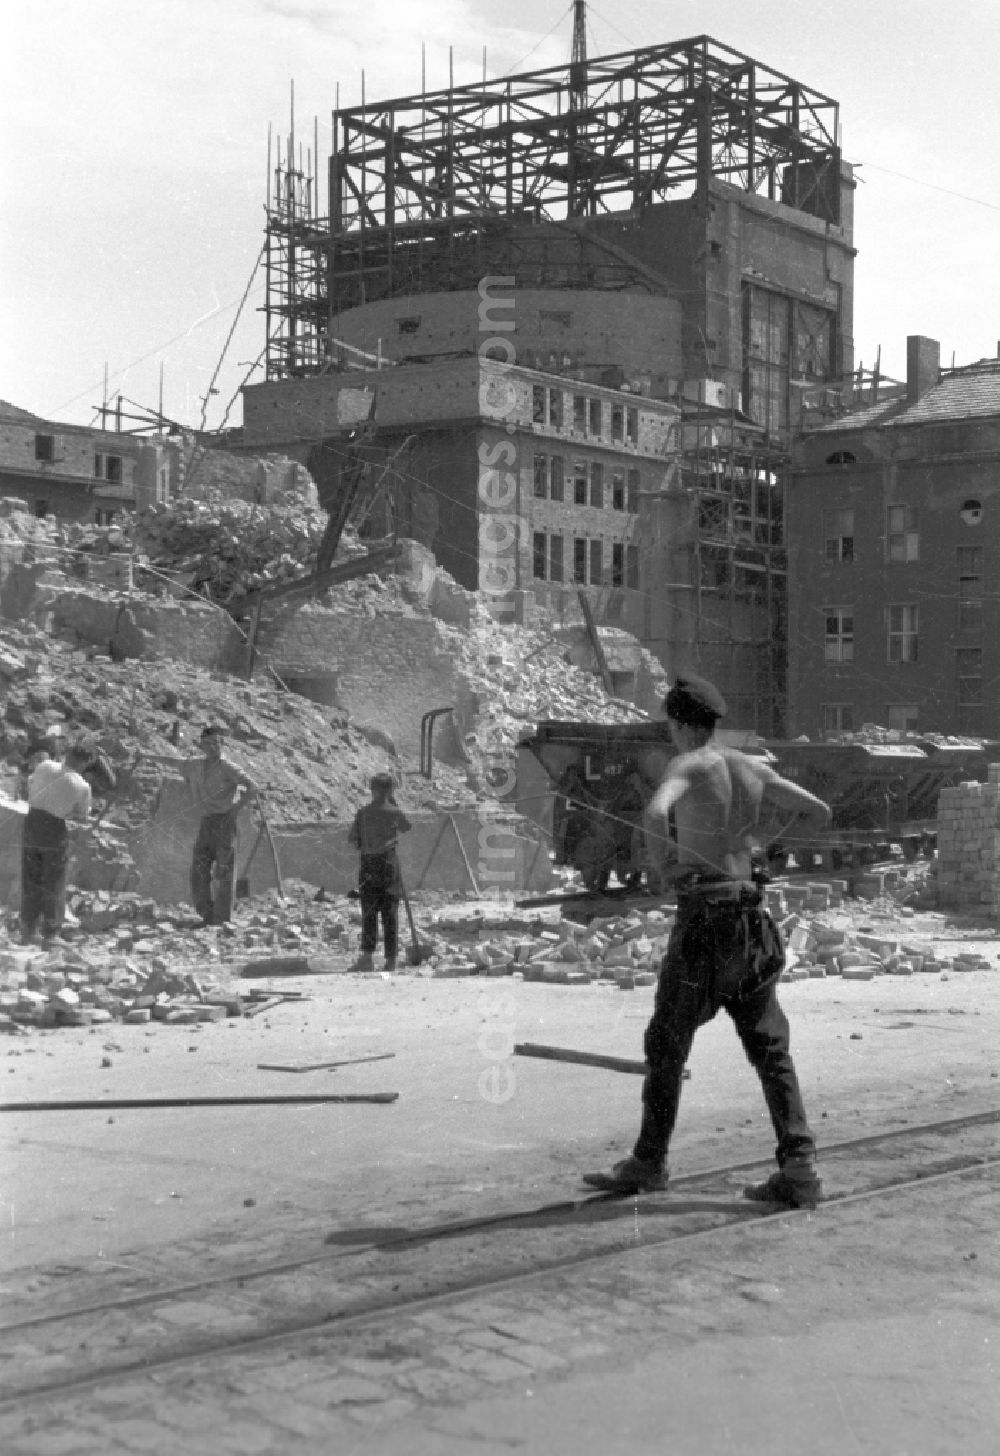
[1, 1156, 997, 1455]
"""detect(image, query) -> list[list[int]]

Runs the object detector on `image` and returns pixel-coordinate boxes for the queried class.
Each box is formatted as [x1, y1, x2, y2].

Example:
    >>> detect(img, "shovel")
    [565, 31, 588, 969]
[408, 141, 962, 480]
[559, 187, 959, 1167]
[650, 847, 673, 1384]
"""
[398, 869, 432, 966]
[235, 823, 266, 900]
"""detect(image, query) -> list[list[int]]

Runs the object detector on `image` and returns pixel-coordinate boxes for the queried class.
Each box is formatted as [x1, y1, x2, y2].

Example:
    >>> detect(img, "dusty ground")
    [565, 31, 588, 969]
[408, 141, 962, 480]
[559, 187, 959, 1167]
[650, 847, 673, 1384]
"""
[1, 893, 998, 1453]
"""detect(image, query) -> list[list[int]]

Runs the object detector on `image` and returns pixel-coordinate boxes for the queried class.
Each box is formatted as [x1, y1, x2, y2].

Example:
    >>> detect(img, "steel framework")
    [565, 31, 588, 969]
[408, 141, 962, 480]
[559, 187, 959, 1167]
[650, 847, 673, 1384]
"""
[265, 35, 840, 380]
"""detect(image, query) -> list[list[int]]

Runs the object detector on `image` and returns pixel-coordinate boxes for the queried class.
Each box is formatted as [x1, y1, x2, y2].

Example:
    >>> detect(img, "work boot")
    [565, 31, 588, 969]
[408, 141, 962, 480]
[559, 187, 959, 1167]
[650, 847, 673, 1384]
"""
[743, 1164, 822, 1210]
[384, 957, 397, 973]
[351, 952, 375, 973]
[582, 1154, 667, 1194]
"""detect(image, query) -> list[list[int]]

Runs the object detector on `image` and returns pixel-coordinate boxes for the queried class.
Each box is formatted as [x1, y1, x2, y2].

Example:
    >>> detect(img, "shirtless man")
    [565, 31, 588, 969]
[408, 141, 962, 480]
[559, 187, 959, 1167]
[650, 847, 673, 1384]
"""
[584, 675, 832, 1208]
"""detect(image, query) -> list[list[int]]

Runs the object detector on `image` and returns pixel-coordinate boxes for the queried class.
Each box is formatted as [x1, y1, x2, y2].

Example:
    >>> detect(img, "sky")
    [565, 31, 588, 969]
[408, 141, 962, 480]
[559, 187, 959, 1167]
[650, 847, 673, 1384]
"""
[2, 0, 998, 432]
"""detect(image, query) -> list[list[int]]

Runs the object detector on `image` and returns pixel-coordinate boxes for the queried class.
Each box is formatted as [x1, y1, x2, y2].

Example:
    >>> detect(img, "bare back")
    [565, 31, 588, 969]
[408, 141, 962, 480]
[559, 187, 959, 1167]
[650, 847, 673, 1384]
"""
[651, 744, 831, 880]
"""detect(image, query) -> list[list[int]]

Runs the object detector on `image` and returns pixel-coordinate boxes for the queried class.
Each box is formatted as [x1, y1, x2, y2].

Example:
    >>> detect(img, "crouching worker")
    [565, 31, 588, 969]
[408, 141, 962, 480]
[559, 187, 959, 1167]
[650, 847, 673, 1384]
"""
[348, 773, 411, 972]
[21, 736, 92, 944]
[584, 675, 832, 1210]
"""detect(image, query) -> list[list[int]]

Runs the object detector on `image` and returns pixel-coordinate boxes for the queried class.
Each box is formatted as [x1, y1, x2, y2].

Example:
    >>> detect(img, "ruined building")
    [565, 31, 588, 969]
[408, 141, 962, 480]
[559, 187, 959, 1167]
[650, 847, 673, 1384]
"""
[788, 341, 1000, 738]
[240, 32, 856, 734]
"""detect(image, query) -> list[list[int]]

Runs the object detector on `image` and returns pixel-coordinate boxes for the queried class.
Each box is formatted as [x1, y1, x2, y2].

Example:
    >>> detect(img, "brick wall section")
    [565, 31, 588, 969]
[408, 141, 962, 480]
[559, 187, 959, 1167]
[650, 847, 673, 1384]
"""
[935, 764, 1000, 912]
[259, 605, 477, 762]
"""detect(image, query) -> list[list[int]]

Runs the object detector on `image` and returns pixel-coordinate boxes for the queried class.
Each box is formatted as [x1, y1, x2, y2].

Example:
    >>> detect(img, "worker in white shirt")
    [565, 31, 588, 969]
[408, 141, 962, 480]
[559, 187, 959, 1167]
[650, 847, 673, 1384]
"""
[21, 734, 92, 943]
[145, 724, 258, 926]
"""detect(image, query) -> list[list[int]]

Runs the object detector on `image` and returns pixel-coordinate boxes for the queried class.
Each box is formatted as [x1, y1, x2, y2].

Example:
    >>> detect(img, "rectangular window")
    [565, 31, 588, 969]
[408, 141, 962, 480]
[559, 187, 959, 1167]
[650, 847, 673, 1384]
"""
[958, 546, 984, 632]
[823, 606, 854, 664]
[532, 385, 546, 424]
[94, 508, 117, 527]
[958, 649, 984, 733]
[612, 542, 624, 588]
[824, 508, 854, 563]
[627, 468, 640, 513]
[886, 704, 918, 733]
[588, 399, 602, 438]
[34, 499, 48, 518]
[611, 406, 624, 442]
[821, 703, 854, 734]
[533, 531, 547, 580]
[105, 455, 123, 483]
[94, 453, 103, 478]
[34, 434, 54, 462]
[626, 544, 639, 589]
[589, 462, 603, 508]
[533, 455, 547, 499]
[626, 407, 638, 445]
[573, 461, 588, 506]
[548, 390, 563, 429]
[573, 537, 587, 584]
[549, 534, 564, 583]
[573, 395, 586, 435]
[549, 456, 564, 503]
[886, 604, 918, 663]
[611, 470, 625, 511]
[887, 504, 919, 562]
[589, 539, 603, 586]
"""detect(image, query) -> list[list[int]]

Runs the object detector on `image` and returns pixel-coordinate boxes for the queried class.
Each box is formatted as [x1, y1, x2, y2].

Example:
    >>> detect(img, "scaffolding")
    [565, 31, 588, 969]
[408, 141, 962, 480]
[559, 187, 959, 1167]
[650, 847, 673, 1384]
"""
[265, 34, 840, 380]
[672, 407, 789, 736]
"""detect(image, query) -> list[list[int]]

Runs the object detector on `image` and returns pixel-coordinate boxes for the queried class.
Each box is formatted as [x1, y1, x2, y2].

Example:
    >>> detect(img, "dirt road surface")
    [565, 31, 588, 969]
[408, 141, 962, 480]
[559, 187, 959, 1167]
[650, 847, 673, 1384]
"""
[1, 905, 998, 1454]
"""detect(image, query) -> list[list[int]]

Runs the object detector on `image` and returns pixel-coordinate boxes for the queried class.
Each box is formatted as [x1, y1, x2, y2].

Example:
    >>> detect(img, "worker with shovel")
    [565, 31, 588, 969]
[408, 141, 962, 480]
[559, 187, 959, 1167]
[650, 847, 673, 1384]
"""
[348, 773, 411, 972]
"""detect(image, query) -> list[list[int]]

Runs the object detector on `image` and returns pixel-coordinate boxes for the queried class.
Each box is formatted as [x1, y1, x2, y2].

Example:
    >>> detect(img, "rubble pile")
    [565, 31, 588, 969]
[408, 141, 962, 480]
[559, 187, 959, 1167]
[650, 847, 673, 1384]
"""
[424, 879, 995, 985]
[131, 497, 335, 605]
[1, 864, 995, 1037]
[0, 620, 417, 825]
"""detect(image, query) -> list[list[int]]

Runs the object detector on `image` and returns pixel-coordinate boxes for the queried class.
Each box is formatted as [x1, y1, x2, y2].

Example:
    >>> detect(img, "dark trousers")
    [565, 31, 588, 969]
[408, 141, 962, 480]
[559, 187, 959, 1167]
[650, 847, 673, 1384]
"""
[21, 808, 69, 937]
[633, 885, 816, 1170]
[360, 889, 399, 960]
[191, 812, 237, 924]
[358, 854, 399, 960]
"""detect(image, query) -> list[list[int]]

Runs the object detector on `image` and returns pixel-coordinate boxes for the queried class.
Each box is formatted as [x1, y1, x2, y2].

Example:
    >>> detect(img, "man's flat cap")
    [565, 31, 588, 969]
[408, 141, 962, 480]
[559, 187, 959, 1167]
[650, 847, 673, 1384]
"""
[663, 675, 727, 728]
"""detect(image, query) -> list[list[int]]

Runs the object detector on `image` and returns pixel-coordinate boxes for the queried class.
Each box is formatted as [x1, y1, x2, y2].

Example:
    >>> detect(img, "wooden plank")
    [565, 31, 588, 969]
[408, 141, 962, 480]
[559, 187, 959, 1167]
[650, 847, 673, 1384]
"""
[514, 1042, 646, 1075]
[514, 1043, 691, 1079]
[0, 1094, 399, 1111]
[256, 1053, 396, 1073]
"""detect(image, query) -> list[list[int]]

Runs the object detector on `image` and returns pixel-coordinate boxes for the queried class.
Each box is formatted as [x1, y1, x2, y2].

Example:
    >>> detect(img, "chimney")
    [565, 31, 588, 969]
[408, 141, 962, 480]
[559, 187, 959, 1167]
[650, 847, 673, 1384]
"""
[906, 335, 940, 402]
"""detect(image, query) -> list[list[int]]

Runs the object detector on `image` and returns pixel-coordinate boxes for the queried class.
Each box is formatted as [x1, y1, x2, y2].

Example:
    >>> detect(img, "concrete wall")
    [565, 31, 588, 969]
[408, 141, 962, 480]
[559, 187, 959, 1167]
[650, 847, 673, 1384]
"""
[314, 288, 684, 391]
[119, 779, 552, 906]
[41, 590, 246, 670]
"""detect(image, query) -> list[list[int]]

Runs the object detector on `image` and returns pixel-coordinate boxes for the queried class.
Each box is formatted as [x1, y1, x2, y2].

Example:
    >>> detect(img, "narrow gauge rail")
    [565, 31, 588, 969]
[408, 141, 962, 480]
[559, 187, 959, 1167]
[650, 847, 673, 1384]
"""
[2, 1109, 996, 1406]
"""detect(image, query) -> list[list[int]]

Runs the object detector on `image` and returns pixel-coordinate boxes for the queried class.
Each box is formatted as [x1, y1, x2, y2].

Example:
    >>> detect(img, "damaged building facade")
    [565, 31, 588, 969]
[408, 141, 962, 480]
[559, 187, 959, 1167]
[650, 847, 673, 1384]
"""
[240, 34, 856, 736]
[787, 340, 1000, 738]
[0, 401, 176, 523]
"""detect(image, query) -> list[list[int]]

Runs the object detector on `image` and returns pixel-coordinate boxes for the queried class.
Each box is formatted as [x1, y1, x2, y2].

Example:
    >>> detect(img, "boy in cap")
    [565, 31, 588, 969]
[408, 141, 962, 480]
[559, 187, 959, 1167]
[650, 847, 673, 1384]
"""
[348, 774, 411, 972]
[585, 674, 832, 1209]
[21, 735, 92, 943]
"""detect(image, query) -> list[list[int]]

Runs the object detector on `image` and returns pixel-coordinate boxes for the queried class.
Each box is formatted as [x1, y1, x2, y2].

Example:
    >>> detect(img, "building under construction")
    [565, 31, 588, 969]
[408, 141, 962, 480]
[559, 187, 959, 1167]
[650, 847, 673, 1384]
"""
[243, 21, 856, 734]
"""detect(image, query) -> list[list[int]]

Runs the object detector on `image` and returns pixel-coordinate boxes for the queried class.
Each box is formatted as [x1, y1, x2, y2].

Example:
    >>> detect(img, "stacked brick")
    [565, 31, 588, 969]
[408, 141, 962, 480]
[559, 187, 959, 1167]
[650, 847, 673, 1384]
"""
[935, 764, 1000, 913]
